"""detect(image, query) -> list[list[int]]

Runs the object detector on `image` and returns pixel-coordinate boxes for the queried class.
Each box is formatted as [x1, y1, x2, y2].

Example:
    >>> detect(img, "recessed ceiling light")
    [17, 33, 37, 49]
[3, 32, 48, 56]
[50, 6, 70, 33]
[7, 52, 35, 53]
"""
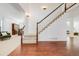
[25, 13, 30, 17]
[42, 6, 47, 10]
[67, 21, 70, 26]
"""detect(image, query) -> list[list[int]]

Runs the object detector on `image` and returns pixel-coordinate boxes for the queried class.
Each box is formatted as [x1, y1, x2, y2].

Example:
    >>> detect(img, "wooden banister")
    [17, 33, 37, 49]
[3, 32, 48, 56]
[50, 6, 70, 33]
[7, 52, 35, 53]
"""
[36, 3, 77, 43]
[66, 3, 76, 10]
[38, 3, 76, 34]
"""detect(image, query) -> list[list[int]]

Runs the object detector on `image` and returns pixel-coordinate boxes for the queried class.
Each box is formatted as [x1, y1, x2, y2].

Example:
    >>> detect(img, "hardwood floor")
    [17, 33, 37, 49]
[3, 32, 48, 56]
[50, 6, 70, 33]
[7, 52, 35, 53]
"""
[9, 41, 79, 56]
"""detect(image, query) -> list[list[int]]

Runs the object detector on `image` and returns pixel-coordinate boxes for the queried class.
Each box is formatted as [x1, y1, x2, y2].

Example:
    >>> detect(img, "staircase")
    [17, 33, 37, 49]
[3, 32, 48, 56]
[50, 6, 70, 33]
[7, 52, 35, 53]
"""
[36, 3, 77, 43]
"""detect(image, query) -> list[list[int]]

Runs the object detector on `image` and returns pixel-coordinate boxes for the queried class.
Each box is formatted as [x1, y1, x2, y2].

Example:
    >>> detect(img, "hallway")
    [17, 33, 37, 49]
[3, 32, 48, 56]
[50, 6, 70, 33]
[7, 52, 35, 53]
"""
[0, 3, 79, 56]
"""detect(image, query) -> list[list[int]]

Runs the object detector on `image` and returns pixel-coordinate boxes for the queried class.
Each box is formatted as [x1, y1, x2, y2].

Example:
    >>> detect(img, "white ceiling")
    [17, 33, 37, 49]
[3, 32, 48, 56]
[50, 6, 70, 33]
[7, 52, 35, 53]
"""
[19, 3, 60, 13]
[19, 3, 61, 22]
